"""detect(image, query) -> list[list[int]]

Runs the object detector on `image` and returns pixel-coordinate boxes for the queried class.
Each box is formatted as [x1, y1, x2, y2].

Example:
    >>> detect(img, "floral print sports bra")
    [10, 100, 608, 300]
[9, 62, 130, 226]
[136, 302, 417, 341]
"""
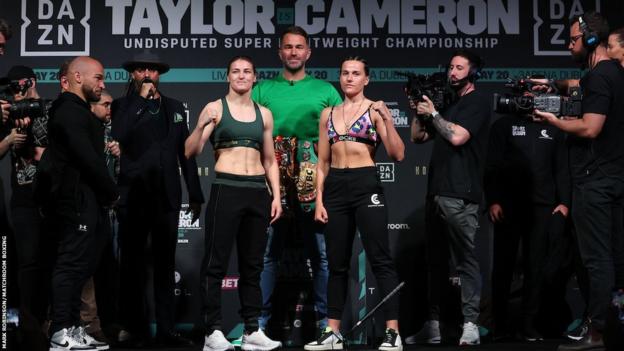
[327, 105, 378, 146]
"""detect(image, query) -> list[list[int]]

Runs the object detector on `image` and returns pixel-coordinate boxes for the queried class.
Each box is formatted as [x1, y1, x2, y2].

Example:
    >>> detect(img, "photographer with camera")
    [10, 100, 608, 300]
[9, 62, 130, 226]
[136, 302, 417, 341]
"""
[532, 12, 624, 351]
[485, 92, 571, 341]
[407, 50, 490, 346]
[0, 65, 52, 349]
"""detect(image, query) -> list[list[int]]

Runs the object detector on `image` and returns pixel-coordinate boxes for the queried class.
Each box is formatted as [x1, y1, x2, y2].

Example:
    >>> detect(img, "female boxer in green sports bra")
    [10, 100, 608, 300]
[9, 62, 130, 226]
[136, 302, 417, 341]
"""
[185, 56, 282, 351]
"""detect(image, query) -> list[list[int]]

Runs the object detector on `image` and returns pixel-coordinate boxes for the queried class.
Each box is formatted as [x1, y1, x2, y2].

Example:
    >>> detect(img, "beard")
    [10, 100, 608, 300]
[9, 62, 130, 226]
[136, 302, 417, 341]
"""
[282, 59, 305, 74]
[449, 77, 469, 91]
[133, 78, 158, 91]
[571, 48, 588, 64]
[82, 84, 101, 103]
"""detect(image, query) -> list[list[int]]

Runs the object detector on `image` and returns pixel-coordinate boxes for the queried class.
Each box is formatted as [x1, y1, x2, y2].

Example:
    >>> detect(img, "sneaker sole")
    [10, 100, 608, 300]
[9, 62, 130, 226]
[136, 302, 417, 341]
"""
[524, 337, 544, 342]
[94, 345, 110, 350]
[241, 344, 281, 351]
[50, 346, 96, 351]
[379, 346, 403, 351]
[459, 340, 480, 346]
[404, 337, 440, 345]
[304, 344, 343, 351]
[204, 345, 235, 351]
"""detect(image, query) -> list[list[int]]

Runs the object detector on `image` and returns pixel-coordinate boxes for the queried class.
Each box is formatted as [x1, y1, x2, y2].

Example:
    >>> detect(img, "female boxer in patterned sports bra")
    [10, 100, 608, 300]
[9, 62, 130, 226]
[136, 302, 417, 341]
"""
[185, 56, 282, 351]
[304, 57, 405, 351]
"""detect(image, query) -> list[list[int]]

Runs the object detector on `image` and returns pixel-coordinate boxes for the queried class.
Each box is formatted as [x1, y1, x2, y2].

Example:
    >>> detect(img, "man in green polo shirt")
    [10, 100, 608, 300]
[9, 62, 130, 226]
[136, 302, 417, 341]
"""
[252, 25, 342, 335]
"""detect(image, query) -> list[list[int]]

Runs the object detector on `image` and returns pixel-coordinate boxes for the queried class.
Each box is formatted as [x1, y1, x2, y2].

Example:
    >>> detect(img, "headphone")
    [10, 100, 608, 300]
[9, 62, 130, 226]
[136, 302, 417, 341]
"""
[468, 61, 483, 82]
[579, 15, 600, 50]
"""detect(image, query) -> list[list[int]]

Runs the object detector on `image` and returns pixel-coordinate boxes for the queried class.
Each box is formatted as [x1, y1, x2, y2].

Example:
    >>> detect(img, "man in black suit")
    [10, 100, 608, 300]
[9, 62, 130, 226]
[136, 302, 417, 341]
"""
[42, 56, 119, 351]
[112, 52, 203, 346]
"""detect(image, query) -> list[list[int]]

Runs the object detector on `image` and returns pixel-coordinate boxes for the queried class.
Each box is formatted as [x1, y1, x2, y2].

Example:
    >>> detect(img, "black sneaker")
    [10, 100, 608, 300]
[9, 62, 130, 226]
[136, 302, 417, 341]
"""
[566, 320, 589, 341]
[379, 328, 402, 351]
[522, 325, 543, 342]
[557, 329, 604, 351]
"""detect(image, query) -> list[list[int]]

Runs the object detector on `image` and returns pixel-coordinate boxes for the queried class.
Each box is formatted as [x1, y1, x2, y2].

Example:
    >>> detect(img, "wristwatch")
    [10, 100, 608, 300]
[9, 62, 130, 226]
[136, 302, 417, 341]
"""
[430, 111, 440, 119]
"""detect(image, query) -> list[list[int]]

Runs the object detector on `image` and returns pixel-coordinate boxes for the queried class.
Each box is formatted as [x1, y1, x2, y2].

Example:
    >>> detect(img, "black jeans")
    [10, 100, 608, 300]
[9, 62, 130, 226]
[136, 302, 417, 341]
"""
[322, 167, 400, 321]
[118, 187, 179, 336]
[491, 204, 560, 331]
[49, 187, 109, 334]
[92, 210, 119, 329]
[201, 182, 270, 330]
[572, 175, 624, 331]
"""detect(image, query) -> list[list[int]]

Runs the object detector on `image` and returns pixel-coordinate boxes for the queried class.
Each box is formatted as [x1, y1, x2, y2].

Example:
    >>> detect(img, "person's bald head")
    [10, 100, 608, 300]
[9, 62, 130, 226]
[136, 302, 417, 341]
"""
[67, 56, 105, 103]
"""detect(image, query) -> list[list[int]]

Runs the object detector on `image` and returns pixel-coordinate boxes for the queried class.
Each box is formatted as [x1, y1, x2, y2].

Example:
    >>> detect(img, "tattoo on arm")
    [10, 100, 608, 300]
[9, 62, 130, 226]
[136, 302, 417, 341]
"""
[431, 114, 455, 141]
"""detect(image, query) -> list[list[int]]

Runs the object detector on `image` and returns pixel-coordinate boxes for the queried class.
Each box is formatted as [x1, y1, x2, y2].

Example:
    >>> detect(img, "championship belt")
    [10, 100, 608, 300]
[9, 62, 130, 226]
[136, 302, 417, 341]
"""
[295, 140, 317, 212]
[274, 136, 298, 214]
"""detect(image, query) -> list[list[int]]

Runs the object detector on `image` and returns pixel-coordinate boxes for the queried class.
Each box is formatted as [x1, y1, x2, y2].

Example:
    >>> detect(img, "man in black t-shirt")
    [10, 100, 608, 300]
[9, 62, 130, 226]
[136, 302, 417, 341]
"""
[408, 50, 490, 346]
[534, 12, 624, 351]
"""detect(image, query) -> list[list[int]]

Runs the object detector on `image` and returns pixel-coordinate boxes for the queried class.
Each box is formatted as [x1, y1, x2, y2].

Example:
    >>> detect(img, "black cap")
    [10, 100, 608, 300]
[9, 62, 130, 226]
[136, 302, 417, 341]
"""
[0, 65, 36, 85]
[122, 50, 170, 74]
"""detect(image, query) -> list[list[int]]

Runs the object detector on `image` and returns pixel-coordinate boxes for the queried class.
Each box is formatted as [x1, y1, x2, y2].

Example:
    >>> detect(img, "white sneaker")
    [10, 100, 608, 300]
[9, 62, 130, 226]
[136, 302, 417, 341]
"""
[75, 326, 109, 350]
[379, 328, 402, 351]
[304, 327, 343, 351]
[204, 330, 235, 351]
[459, 322, 480, 346]
[242, 329, 281, 351]
[404, 320, 441, 345]
[49, 327, 96, 351]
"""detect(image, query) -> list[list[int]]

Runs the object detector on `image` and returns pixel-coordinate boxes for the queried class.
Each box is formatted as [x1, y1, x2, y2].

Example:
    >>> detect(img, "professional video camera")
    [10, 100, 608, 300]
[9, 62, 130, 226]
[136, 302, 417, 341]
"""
[492, 77, 582, 117]
[0, 79, 50, 123]
[396, 71, 456, 110]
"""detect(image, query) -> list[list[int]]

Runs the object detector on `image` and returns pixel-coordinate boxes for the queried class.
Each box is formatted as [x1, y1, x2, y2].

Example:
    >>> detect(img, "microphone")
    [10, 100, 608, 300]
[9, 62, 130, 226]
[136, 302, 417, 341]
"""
[141, 78, 155, 99]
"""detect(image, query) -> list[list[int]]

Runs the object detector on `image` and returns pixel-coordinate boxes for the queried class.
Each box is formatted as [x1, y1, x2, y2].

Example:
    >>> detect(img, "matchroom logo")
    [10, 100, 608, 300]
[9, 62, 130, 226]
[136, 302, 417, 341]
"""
[21, 0, 91, 56]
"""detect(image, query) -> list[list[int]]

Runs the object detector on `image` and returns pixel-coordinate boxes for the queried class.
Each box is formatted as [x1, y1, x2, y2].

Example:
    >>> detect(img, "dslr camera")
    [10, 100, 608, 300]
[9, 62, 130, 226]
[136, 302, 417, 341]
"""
[0, 79, 50, 123]
[396, 71, 456, 110]
[493, 77, 582, 117]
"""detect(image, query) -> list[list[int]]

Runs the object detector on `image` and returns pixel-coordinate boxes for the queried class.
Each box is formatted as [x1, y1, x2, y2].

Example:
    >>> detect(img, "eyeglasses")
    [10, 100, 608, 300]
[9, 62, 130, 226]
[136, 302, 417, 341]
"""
[570, 34, 583, 45]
